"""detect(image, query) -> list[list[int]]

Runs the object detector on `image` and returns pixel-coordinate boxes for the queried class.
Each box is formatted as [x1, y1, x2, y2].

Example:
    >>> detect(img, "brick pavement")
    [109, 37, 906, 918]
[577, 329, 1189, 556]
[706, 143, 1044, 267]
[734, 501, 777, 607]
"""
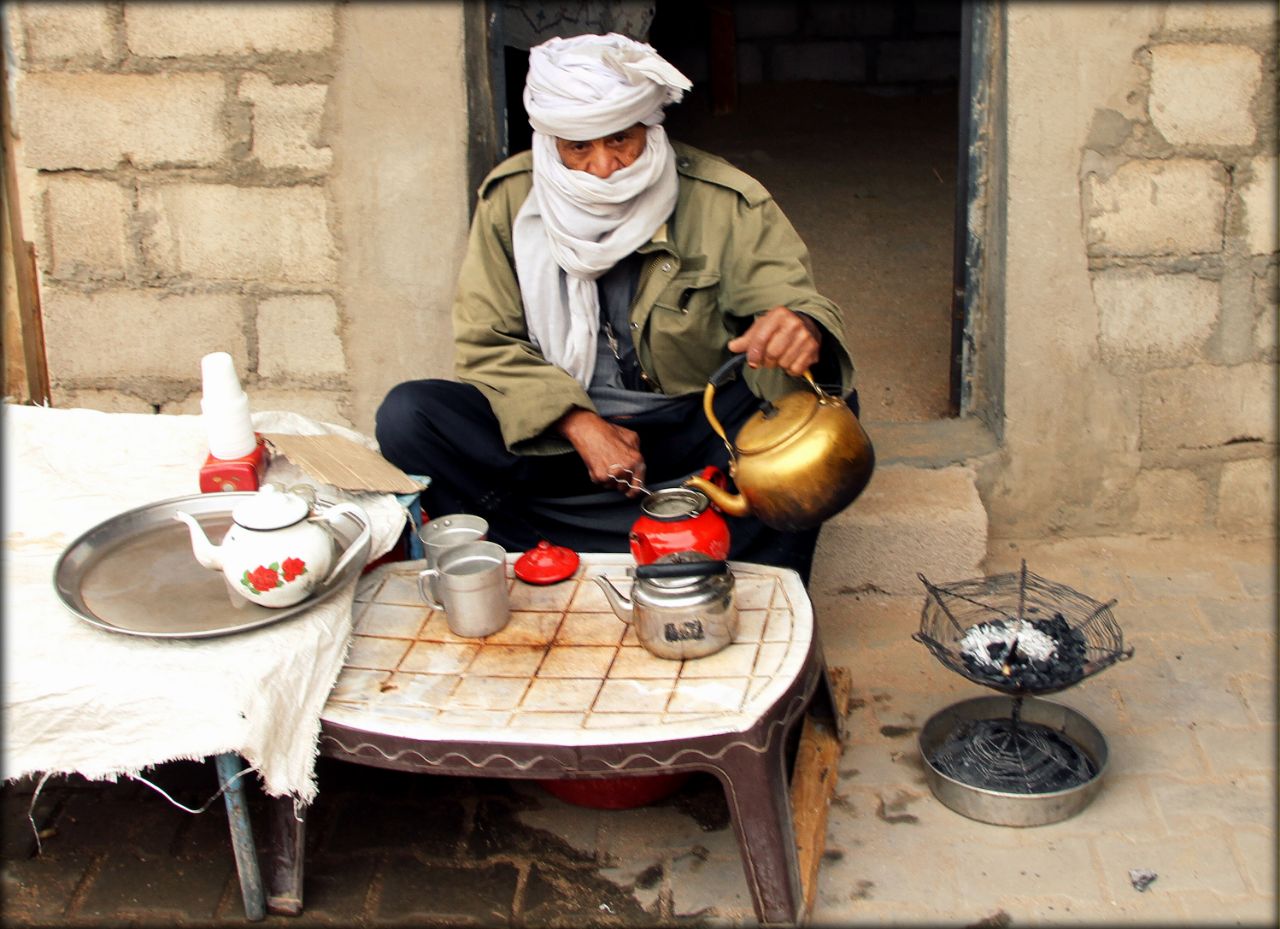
[2, 534, 1275, 927]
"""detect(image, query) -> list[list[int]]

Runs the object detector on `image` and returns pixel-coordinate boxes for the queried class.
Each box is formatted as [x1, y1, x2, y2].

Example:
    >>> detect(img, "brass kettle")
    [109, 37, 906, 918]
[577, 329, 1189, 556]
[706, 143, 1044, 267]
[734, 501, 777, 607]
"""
[684, 354, 875, 532]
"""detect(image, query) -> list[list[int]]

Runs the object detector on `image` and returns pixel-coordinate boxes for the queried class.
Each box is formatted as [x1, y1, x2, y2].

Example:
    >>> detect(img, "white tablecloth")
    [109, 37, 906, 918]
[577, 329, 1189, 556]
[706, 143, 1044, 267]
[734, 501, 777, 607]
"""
[1, 405, 407, 801]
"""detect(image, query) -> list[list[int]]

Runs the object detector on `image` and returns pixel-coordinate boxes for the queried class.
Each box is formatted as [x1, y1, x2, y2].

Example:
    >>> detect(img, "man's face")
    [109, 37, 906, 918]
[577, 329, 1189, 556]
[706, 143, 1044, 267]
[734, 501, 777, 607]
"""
[555, 124, 647, 179]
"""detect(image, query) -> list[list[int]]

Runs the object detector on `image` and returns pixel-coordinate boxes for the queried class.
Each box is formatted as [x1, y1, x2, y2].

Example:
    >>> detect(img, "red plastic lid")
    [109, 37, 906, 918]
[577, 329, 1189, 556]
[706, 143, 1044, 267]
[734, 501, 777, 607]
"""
[514, 540, 580, 585]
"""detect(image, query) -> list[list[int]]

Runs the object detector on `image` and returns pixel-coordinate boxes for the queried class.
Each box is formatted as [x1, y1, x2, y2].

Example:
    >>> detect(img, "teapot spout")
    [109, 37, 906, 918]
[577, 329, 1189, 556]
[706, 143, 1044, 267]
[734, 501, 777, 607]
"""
[683, 475, 751, 518]
[593, 576, 634, 624]
[174, 511, 223, 571]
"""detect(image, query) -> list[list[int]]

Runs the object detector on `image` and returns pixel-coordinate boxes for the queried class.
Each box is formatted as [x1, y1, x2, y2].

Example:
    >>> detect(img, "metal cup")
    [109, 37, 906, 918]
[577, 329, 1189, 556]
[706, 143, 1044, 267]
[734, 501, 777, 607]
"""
[417, 540, 510, 638]
[418, 514, 488, 603]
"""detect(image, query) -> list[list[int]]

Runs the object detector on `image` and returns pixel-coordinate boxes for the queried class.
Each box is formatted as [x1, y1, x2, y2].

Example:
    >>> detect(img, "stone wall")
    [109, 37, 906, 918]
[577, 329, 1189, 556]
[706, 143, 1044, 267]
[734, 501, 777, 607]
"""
[987, 1, 1276, 539]
[4, 1, 1276, 540]
[5, 1, 470, 429]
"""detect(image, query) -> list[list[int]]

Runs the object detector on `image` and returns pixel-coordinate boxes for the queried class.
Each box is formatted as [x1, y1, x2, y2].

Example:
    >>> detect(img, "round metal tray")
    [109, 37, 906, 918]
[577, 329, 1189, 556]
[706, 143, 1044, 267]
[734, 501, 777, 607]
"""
[918, 695, 1109, 827]
[53, 492, 371, 639]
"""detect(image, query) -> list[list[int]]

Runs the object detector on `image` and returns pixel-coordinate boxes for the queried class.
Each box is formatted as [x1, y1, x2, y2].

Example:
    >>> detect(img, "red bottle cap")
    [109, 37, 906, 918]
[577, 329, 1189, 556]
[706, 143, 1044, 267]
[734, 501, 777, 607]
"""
[514, 540, 580, 585]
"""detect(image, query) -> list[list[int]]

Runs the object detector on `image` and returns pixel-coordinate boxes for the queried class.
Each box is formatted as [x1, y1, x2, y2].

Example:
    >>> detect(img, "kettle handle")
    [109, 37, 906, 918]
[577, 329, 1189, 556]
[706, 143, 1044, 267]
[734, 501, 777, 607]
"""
[702, 354, 746, 446]
[703, 353, 826, 447]
[696, 464, 728, 490]
[634, 560, 728, 579]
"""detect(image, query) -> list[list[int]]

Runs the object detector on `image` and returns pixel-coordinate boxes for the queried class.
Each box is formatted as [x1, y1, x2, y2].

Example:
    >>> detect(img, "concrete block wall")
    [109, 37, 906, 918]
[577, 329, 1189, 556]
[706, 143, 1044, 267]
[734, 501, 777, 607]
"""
[6, 1, 350, 422]
[1079, 5, 1276, 537]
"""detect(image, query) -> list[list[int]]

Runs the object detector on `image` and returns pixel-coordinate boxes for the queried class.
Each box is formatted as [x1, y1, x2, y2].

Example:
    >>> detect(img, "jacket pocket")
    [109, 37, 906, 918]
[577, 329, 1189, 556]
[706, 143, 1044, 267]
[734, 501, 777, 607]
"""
[647, 271, 730, 392]
[653, 270, 721, 316]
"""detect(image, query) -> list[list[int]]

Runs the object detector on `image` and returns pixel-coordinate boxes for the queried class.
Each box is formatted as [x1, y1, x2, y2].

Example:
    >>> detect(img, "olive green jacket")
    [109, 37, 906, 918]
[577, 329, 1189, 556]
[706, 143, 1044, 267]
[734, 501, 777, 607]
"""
[453, 141, 854, 455]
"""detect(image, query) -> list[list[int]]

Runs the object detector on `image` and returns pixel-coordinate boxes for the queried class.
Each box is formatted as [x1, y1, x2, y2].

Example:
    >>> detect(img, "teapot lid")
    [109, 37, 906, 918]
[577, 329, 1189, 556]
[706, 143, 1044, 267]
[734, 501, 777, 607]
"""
[640, 487, 709, 521]
[735, 390, 819, 455]
[231, 484, 310, 530]
[514, 540, 580, 585]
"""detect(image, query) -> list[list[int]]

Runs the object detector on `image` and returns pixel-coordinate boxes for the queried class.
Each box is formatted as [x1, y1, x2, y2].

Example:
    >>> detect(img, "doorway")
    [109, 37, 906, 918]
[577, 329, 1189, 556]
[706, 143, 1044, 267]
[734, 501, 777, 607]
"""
[488, 0, 965, 424]
[651, 1, 962, 423]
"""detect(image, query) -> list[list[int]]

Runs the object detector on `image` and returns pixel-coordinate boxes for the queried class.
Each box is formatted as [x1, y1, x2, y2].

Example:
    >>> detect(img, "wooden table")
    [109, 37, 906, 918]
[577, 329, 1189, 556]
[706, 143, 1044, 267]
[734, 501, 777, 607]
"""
[268, 555, 839, 925]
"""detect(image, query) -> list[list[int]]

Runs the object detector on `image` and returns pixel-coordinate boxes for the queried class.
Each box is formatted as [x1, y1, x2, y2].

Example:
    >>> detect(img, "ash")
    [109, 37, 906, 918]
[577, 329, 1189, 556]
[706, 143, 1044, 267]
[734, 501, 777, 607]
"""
[961, 619, 1057, 665]
[958, 613, 1086, 691]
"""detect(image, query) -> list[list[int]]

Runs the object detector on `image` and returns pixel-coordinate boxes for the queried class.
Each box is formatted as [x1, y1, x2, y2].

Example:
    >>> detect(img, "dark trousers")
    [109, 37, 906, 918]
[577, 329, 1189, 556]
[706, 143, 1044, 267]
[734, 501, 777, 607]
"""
[375, 378, 858, 584]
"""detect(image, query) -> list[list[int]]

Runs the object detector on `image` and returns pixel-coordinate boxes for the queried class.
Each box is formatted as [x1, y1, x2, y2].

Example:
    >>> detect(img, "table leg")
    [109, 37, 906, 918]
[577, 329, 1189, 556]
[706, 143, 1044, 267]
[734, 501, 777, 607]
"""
[266, 795, 307, 915]
[715, 742, 803, 926]
[214, 753, 266, 921]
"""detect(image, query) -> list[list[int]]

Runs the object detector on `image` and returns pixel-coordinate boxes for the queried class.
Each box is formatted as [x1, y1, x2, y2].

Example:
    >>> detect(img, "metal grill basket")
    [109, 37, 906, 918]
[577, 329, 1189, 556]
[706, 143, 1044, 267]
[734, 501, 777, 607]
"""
[913, 561, 1133, 696]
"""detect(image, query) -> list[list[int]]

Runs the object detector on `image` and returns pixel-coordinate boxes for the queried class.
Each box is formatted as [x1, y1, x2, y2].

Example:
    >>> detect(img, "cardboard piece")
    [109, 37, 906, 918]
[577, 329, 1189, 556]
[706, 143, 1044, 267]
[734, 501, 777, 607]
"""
[262, 432, 426, 495]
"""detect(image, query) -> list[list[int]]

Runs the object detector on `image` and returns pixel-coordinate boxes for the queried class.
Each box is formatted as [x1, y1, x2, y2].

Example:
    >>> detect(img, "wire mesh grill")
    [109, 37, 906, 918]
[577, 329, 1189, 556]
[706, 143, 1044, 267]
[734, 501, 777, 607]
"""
[913, 561, 1133, 696]
[927, 715, 1098, 794]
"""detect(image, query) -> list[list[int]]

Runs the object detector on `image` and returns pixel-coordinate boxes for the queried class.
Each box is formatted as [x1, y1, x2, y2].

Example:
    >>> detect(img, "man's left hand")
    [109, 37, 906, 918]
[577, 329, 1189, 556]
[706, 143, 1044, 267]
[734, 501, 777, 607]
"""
[727, 306, 822, 376]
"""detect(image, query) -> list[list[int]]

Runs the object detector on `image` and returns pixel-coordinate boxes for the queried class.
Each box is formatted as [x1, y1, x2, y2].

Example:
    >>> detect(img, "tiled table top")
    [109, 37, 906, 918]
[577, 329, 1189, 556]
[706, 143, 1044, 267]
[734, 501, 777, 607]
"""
[322, 555, 813, 747]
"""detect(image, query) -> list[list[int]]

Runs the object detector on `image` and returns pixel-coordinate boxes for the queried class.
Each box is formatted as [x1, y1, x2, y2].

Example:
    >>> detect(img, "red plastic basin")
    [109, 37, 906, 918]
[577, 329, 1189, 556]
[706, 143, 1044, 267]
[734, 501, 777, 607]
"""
[536, 772, 691, 810]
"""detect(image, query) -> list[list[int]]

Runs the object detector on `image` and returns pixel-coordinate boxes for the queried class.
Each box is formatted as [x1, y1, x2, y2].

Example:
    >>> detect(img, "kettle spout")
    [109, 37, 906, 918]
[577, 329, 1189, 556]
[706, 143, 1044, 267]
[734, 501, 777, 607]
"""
[593, 576, 634, 624]
[683, 475, 751, 518]
[174, 511, 223, 571]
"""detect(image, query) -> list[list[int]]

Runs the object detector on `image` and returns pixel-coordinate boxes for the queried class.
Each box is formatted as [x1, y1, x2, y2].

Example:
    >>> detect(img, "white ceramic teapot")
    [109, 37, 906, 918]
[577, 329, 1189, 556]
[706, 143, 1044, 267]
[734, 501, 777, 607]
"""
[175, 484, 371, 608]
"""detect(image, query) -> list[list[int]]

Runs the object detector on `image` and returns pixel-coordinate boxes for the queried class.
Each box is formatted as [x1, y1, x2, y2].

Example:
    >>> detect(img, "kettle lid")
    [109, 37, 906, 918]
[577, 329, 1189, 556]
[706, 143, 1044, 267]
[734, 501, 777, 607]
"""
[231, 484, 310, 530]
[640, 487, 710, 521]
[514, 540, 580, 585]
[734, 389, 820, 455]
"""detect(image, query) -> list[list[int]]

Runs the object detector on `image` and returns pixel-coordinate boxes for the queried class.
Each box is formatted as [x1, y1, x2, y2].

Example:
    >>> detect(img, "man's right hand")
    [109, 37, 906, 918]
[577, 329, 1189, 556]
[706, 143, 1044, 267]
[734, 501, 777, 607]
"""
[554, 408, 647, 498]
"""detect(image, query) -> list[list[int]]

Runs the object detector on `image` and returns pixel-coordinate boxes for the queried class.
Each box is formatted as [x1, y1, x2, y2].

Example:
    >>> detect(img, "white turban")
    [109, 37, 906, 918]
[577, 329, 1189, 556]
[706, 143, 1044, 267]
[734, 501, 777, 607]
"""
[513, 34, 693, 388]
[523, 33, 692, 140]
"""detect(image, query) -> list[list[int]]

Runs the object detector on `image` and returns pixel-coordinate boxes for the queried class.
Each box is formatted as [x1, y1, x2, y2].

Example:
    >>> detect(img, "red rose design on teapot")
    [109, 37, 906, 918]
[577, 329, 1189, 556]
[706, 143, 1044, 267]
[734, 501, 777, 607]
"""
[244, 564, 282, 593]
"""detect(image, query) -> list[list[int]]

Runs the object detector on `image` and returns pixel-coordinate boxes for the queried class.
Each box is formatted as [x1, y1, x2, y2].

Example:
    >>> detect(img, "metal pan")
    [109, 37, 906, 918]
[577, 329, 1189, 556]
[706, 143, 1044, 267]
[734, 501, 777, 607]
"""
[53, 492, 371, 639]
[918, 695, 1109, 827]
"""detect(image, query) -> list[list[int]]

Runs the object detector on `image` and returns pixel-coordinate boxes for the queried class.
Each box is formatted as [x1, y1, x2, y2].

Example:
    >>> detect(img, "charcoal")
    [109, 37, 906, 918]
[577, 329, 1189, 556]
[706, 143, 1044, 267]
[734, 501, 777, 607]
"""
[956, 614, 1087, 693]
[1128, 869, 1158, 892]
[917, 565, 1130, 699]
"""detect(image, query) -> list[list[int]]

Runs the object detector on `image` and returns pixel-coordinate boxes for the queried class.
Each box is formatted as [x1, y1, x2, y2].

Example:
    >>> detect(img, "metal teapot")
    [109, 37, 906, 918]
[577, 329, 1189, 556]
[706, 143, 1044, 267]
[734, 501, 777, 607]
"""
[175, 484, 371, 609]
[683, 354, 875, 532]
[629, 467, 731, 566]
[594, 552, 737, 660]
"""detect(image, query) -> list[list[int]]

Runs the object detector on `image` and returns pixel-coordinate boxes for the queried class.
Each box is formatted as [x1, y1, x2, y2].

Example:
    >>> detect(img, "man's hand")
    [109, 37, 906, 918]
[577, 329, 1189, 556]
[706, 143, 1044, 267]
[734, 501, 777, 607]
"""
[726, 306, 821, 376]
[555, 408, 647, 497]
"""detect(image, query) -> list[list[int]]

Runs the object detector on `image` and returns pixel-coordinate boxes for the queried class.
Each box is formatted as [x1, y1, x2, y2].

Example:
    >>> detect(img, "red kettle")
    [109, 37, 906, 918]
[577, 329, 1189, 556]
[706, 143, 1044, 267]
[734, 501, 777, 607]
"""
[629, 466, 731, 565]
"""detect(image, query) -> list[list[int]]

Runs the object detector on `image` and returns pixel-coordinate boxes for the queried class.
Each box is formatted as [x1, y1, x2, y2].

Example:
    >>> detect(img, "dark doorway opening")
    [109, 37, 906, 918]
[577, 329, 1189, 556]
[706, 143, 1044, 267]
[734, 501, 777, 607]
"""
[649, 1, 962, 423]
[492, 1, 964, 423]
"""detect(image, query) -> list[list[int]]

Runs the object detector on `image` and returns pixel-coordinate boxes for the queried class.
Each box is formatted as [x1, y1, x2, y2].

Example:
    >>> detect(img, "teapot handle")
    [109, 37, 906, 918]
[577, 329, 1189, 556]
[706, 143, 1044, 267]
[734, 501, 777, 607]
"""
[701, 354, 747, 446]
[696, 464, 728, 490]
[319, 502, 372, 583]
[634, 559, 728, 579]
[703, 353, 826, 447]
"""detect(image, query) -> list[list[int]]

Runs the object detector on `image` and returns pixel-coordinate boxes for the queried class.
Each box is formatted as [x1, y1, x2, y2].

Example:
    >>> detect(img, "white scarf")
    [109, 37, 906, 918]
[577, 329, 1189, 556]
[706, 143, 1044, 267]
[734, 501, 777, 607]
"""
[514, 34, 691, 387]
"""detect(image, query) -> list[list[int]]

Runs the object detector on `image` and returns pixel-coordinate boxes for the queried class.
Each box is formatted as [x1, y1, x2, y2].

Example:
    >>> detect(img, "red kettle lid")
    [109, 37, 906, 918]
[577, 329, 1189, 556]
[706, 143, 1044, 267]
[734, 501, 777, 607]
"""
[514, 540, 580, 585]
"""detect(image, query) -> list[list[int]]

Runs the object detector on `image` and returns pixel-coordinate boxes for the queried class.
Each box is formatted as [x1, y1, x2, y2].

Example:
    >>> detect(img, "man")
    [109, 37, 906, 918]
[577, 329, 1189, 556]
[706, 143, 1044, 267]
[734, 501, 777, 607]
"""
[376, 33, 860, 583]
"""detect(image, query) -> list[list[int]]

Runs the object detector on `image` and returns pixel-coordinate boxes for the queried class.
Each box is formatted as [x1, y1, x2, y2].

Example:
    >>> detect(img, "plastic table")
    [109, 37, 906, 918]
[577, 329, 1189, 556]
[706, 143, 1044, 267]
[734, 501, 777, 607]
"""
[266, 555, 837, 924]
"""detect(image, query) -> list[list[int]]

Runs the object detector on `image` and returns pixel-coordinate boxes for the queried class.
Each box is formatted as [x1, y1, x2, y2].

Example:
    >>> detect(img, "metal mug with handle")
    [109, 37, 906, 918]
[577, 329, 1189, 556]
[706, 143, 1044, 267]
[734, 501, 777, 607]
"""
[417, 540, 510, 638]
[417, 514, 488, 603]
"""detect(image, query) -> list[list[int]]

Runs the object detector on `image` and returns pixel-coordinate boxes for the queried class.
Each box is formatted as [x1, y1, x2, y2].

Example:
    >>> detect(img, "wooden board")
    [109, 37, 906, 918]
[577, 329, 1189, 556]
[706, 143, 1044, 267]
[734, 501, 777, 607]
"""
[789, 665, 853, 923]
[261, 432, 426, 494]
[2, 51, 50, 405]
